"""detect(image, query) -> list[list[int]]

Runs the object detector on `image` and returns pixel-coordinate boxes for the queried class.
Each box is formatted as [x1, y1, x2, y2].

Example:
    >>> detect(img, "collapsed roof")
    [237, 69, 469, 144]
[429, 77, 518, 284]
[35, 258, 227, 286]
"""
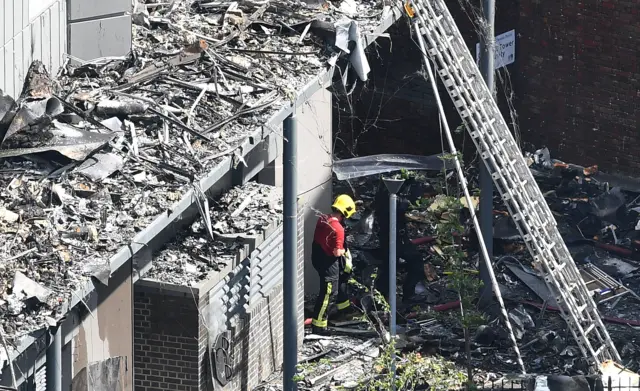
[0, 0, 397, 367]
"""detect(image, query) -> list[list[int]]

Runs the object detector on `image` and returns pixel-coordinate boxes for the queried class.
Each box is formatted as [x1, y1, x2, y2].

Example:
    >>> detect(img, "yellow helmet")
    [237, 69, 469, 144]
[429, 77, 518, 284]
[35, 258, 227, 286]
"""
[332, 194, 356, 219]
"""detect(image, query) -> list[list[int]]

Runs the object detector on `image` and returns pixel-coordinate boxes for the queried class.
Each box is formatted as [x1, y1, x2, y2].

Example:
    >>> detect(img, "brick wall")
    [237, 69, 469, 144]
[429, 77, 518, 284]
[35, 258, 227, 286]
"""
[136, 210, 305, 391]
[518, 0, 639, 175]
[134, 288, 200, 391]
[333, 2, 520, 159]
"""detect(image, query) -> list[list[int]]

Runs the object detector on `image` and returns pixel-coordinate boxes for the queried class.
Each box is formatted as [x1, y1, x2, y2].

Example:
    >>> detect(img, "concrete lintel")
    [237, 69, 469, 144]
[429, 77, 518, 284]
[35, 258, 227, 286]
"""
[136, 278, 201, 298]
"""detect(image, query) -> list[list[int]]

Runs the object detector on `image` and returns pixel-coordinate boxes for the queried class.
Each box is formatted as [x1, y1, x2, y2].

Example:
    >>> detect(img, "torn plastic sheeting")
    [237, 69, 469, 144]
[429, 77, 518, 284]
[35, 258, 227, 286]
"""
[334, 19, 370, 81]
[0, 120, 116, 160]
[332, 154, 451, 180]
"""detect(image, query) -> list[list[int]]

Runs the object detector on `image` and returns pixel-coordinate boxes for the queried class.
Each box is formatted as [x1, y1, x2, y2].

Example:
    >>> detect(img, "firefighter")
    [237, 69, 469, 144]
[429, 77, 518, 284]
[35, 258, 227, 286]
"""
[311, 194, 357, 334]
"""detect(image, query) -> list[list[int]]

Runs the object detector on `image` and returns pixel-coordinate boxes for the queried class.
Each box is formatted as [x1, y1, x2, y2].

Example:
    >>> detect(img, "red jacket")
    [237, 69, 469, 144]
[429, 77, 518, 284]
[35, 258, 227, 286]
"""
[313, 214, 345, 256]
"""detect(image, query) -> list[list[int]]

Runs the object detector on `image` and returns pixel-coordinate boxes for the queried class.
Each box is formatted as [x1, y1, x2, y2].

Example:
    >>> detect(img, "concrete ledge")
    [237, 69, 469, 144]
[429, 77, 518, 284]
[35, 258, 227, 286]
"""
[136, 278, 201, 298]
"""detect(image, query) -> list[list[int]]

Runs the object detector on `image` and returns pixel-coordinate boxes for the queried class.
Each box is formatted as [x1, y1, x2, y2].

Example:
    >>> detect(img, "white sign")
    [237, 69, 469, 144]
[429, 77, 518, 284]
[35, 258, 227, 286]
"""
[475, 29, 516, 70]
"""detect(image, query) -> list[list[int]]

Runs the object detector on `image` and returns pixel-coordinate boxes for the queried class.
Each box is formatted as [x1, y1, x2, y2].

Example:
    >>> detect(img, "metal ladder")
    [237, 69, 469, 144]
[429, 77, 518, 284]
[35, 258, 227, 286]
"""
[406, 0, 621, 369]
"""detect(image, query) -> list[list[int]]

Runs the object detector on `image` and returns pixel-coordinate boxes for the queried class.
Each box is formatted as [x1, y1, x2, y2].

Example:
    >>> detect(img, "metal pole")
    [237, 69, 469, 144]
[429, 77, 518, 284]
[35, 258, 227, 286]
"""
[478, 0, 496, 307]
[283, 114, 298, 391]
[46, 327, 61, 391]
[388, 192, 397, 386]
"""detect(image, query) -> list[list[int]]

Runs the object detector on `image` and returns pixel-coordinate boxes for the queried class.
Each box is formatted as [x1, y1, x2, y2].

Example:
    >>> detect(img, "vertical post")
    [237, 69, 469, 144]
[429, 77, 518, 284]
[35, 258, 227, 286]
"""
[382, 176, 403, 389]
[283, 114, 298, 391]
[46, 327, 61, 391]
[388, 193, 397, 388]
[478, 0, 496, 307]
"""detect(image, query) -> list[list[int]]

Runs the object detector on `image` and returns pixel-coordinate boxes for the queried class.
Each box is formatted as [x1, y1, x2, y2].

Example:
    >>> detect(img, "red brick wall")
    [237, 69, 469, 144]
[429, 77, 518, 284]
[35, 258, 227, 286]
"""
[518, 0, 639, 174]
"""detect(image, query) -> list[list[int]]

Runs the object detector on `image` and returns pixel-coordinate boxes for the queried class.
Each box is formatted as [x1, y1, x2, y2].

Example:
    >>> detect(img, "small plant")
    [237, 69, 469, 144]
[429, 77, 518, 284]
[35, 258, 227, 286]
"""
[356, 330, 466, 390]
[426, 194, 484, 386]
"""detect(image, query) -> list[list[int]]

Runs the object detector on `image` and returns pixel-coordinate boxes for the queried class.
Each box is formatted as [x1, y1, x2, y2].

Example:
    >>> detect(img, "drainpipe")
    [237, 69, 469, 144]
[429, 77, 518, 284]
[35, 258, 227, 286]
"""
[46, 326, 61, 391]
[282, 114, 298, 391]
[477, 0, 496, 308]
[382, 177, 404, 391]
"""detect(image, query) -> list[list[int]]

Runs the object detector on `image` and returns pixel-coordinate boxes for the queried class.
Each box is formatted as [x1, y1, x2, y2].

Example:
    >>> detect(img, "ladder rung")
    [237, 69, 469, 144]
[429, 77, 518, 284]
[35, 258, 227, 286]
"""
[576, 304, 587, 314]
[583, 323, 595, 336]
[593, 345, 605, 358]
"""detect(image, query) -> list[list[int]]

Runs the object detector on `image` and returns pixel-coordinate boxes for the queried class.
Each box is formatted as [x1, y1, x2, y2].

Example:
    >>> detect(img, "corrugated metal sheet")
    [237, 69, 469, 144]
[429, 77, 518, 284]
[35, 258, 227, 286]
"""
[0, 0, 66, 98]
[207, 226, 284, 330]
[250, 225, 284, 301]
[210, 258, 251, 329]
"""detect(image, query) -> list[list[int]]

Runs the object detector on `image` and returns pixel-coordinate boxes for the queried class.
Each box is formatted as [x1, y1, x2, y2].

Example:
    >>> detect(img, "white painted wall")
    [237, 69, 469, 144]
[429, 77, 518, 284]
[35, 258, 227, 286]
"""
[295, 89, 333, 293]
[257, 88, 334, 293]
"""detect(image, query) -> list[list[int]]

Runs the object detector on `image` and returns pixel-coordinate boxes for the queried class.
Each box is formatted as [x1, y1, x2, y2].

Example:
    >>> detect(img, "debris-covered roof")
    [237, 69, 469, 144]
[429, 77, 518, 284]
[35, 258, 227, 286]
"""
[147, 182, 282, 286]
[0, 0, 394, 354]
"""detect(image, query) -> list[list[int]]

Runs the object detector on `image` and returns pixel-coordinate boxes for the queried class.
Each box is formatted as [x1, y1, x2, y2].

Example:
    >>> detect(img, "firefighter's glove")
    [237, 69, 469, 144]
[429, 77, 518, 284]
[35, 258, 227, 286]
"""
[343, 249, 353, 274]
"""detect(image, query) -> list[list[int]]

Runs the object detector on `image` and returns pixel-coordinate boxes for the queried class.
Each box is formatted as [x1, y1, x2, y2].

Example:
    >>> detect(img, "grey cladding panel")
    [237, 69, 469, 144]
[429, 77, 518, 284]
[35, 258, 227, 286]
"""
[67, 0, 131, 21]
[68, 15, 132, 62]
[250, 226, 284, 301]
[0, 0, 66, 98]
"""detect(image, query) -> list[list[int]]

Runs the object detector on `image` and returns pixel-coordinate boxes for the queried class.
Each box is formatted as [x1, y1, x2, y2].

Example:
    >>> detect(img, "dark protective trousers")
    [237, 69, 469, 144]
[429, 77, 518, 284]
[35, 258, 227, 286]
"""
[375, 237, 424, 302]
[311, 242, 351, 329]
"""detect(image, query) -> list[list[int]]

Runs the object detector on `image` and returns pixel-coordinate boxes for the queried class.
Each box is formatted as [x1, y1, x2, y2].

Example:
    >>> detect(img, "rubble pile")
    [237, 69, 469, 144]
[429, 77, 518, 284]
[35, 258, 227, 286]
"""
[0, 0, 389, 348]
[210, 181, 283, 235]
[147, 182, 282, 286]
[252, 148, 640, 390]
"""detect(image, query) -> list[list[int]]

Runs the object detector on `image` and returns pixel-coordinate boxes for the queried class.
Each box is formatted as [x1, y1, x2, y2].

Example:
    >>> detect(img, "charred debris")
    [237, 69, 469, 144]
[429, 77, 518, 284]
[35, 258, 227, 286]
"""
[0, 0, 387, 366]
[147, 182, 282, 286]
[281, 149, 640, 390]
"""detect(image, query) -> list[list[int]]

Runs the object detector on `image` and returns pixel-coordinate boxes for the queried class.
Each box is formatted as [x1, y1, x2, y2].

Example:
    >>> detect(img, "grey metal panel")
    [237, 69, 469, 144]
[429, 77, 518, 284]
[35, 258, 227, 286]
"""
[13, 0, 23, 36]
[249, 226, 284, 300]
[13, 31, 24, 93]
[35, 364, 47, 391]
[0, 49, 4, 94]
[21, 25, 30, 89]
[67, 0, 131, 22]
[209, 258, 251, 330]
[4, 40, 15, 97]
[0, 0, 66, 98]
[40, 10, 51, 70]
[49, 2, 61, 75]
[4, 0, 14, 46]
[21, 0, 28, 28]
[31, 16, 42, 62]
[68, 15, 132, 62]
[0, 1, 5, 47]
